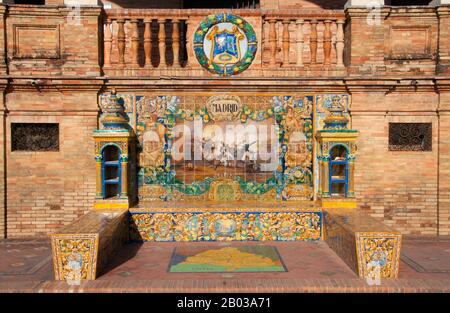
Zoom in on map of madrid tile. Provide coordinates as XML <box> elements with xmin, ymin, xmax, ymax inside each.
<box><xmin>169</xmin><ymin>246</ymin><xmax>287</xmax><ymax>273</ymax></box>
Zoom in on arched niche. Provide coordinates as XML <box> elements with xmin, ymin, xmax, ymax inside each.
<box><xmin>329</xmin><ymin>144</ymin><xmax>348</xmax><ymax>197</ymax></box>
<box><xmin>101</xmin><ymin>144</ymin><xmax>122</xmax><ymax>199</ymax></box>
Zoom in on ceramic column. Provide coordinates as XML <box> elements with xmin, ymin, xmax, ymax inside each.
<box><xmin>120</xmin><ymin>155</ymin><xmax>128</xmax><ymax>198</ymax></box>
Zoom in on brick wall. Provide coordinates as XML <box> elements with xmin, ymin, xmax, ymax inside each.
<box><xmin>345</xmin><ymin>8</ymin><xmax>387</xmax><ymax>75</ymax></box>
<box><xmin>437</xmin><ymin>7</ymin><xmax>450</xmax><ymax>74</ymax></box>
<box><xmin>100</xmin><ymin>0</ymin><xmax>182</xmax><ymax>9</ymax></box>
<box><xmin>5</xmin><ymin>5</ymin><xmax>101</xmax><ymax>77</ymax></box>
<box><xmin>346</xmin><ymin>7</ymin><xmax>439</xmax><ymax>76</ymax></box>
<box><xmin>99</xmin><ymin>0</ymin><xmax>346</xmax><ymax>9</ymax></box>
<box><xmin>0</xmin><ymin>92</ymin><xmax>5</xmax><ymax>239</ymax></box>
<box><xmin>438</xmin><ymin>90</ymin><xmax>450</xmax><ymax>235</ymax></box>
<box><xmin>276</xmin><ymin>0</ymin><xmax>346</xmax><ymax>10</ymax></box>
<box><xmin>352</xmin><ymin>91</ymin><xmax>440</xmax><ymax>235</ymax></box>
<box><xmin>383</xmin><ymin>8</ymin><xmax>438</xmax><ymax>76</ymax></box>
<box><xmin>4</xmin><ymin>89</ymin><xmax>99</xmax><ymax>238</ymax></box>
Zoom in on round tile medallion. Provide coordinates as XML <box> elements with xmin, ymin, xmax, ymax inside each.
<box><xmin>193</xmin><ymin>14</ymin><xmax>258</xmax><ymax>76</ymax></box>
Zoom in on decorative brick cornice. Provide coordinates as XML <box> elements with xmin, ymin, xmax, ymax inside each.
<box><xmin>436</xmin><ymin>6</ymin><xmax>450</xmax><ymax>17</ymax></box>
<box><xmin>343</xmin><ymin>78</ymin><xmax>397</xmax><ymax>94</ymax></box>
<box><xmin>0</xmin><ymin>78</ymin><xmax>8</xmax><ymax>90</ymax></box>
<box><xmin>58</xmin><ymin>6</ymin><xmax>102</xmax><ymax>17</ymax></box>
<box><xmin>345</xmin><ymin>6</ymin><xmax>438</xmax><ymax>19</ymax></box>
<box><xmin>7</xmin><ymin>78</ymin><xmax>104</xmax><ymax>92</ymax></box>
<box><xmin>345</xmin><ymin>7</ymin><xmax>391</xmax><ymax>19</ymax></box>
<box><xmin>384</xmin><ymin>6</ymin><xmax>438</xmax><ymax>18</ymax></box>
<box><xmin>0</xmin><ymin>76</ymin><xmax>448</xmax><ymax>94</ymax></box>
<box><xmin>6</xmin><ymin>5</ymin><xmax>101</xmax><ymax>17</ymax></box>
<box><xmin>434</xmin><ymin>78</ymin><xmax>450</xmax><ymax>92</ymax></box>
<box><xmin>343</xmin><ymin>78</ymin><xmax>440</xmax><ymax>94</ymax></box>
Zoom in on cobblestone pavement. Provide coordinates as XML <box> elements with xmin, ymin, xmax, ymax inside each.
<box><xmin>0</xmin><ymin>237</ymin><xmax>450</xmax><ymax>292</ymax></box>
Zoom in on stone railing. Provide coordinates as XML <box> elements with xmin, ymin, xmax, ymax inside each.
<box><xmin>261</xmin><ymin>11</ymin><xmax>346</xmax><ymax>70</ymax></box>
<box><xmin>103</xmin><ymin>9</ymin><xmax>191</xmax><ymax>73</ymax></box>
<box><xmin>102</xmin><ymin>9</ymin><xmax>347</xmax><ymax>77</ymax></box>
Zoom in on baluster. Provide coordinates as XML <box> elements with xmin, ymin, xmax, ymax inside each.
<box><xmin>104</xmin><ymin>19</ymin><xmax>112</xmax><ymax>67</ymax></box>
<box><xmin>117</xmin><ymin>19</ymin><xmax>126</xmax><ymax>67</ymax></box>
<box><xmin>296</xmin><ymin>19</ymin><xmax>304</xmax><ymax>67</ymax></box>
<box><xmin>268</xmin><ymin>19</ymin><xmax>277</xmax><ymax>67</ymax></box>
<box><xmin>309</xmin><ymin>19</ymin><xmax>318</xmax><ymax>64</ymax></box>
<box><xmin>323</xmin><ymin>20</ymin><xmax>332</xmax><ymax>66</ymax></box>
<box><xmin>185</xmin><ymin>19</ymin><xmax>192</xmax><ymax>67</ymax></box>
<box><xmin>336</xmin><ymin>19</ymin><xmax>345</xmax><ymax>68</ymax></box>
<box><xmin>144</xmin><ymin>19</ymin><xmax>152</xmax><ymax>67</ymax></box>
<box><xmin>130</xmin><ymin>19</ymin><xmax>139</xmax><ymax>67</ymax></box>
<box><xmin>158</xmin><ymin>19</ymin><xmax>167</xmax><ymax>68</ymax></box>
<box><xmin>262</xmin><ymin>20</ymin><xmax>266</xmax><ymax>63</ymax></box>
<box><xmin>282</xmin><ymin>19</ymin><xmax>290</xmax><ymax>67</ymax></box>
<box><xmin>172</xmin><ymin>19</ymin><xmax>181</xmax><ymax>67</ymax></box>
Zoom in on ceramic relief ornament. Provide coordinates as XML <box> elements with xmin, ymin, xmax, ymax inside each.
<box><xmin>322</xmin><ymin>96</ymin><xmax>349</xmax><ymax>130</ymax></box>
<box><xmin>99</xmin><ymin>89</ymin><xmax>129</xmax><ymax>130</ymax></box>
<box><xmin>129</xmin><ymin>211</ymin><xmax>322</xmax><ymax>242</ymax></box>
<box><xmin>194</xmin><ymin>14</ymin><xmax>258</xmax><ymax>76</ymax></box>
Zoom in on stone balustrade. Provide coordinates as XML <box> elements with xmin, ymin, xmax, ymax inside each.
<box><xmin>262</xmin><ymin>12</ymin><xmax>346</xmax><ymax>69</ymax></box>
<box><xmin>103</xmin><ymin>10</ymin><xmax>191</xmax><ymax>73</ymax></box>
<box><xmin>102</xmin><ymin>9</ymin><xmax>347</xmax><ymax>77</ymax></box>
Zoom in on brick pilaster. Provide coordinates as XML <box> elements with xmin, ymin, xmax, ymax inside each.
<box><xmin>344</xmin><ymin>7</ymin><xmax>389</xmax><ymax>76</ymax></box>
<box><xmin>437</xmin><ymin>80</ymin><xmax>450</xmax><ymax>235</ymax></box>
<box><xmin>436</xmin><ymin>6</ymin><xmax>450</xmax><ymax>75</ymax></box>
<box><xmin>0</xmin><ymin>4</ymin><xmax>6</xmax><ymax>75</ymax></box>
<box><xmin>0</xmin><ymin>81</ymin><xmax>6</xmax><ymax>239</ymax></box>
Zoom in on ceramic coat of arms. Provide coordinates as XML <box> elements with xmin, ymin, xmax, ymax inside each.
<box><xmin>194</xmin><ymin>14</ymin><xmax>258</xmax><ymax>76</ymax></box>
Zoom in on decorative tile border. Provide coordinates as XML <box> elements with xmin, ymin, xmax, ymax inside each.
<box><xmin>50</xmin><ymin>209</ymin><xmax>129</xmax><ymax>281</ymax></box>
<box><xmin>129</xmin><ymin>212</ymin><xmax>322</xmax><ymax>242</ymax></box>
<box><xmin>50</xmin><ymin>234</ymin><xmax>99</xmax><ymax>281</ymax></box>
<box><xmin>355</xmin><ymin>232</ymin><xmax>402</xmax><ymax>279</ymax></box>
<box><xmin>324</xmin><ymin>209</ymin><xmax>402</xmax><ymax>279</ymax></box>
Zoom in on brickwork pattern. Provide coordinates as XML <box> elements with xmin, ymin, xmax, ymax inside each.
<box><xmin>438</xmin><ymin>93</ymin><xmax>450</xmax><ymax>235</ymax></box>
<box><xmin>352</xmin><ymin>91</ymin><xmax>440</xmax><ymax>235</ymax></box>
<box><xmin>437</xmin><ymin>7</ymin><xmax>450</xmax><ymax>74</ymax></box>
<box><xmin>0</xmin><ymin>105</ymin><xmax>5</xmax><ymax>239</ymax></box>
<box><xmin>5</xmin><ymin>90</ymin><xmax>99</xmax><ymax>237</ymax></box>
<box><xmin>5</xmin><ymin>6</ymin><xmax>101</xmax><ymax>77</ymax></box>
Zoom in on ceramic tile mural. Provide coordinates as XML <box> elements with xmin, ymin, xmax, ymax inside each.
<box><xmin>129</xmin><ymin>211</ymin><xmax>322</xmax><ymax>242</ymax></box>
<box><xmin>98</xmin><ymin>92</ymin><xmax>353</xmax><ymax>203</ymax></box>
<box><xmin>99</xmin><ymin>93</ymin><xmax>321</xmax><ymax>202</ymax></box>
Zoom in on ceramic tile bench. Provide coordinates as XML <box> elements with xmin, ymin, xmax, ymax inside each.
<box><xmin>50</xmin><ymin>209</ymin><xmax>129</xmax><ymax>281</ymax></box>
<box><xmin>324</xmin><ymin>208</ymin><xmax>402</xmax><ymax>279</ymax></box>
